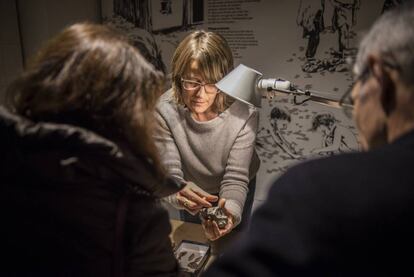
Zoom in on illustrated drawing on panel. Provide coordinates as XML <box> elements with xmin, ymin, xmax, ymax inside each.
<box><xmin>296</xmin><ymin>0</ymin><xmax>361</xmax><ymax>74</ymax></box>
<box><xmin>309</xmin><ymin>113</ymin><xmax>359</xmax><ymax>156</ymax></box>
<box><xmin>256</xmin><ymin>98</ymin><xmax>360</xmax><ymax>177</ymax></box>
<box><xmin>104</xmin><ymin>0</ymin><xmax>205</xmax><ymax>74</ymax></box>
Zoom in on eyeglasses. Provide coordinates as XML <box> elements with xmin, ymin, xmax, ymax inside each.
<box><xmin>339</xmin><ymin>58</ymin><xmax>401</xmax><ymax>118</ymax></box>
<box><xmin>339</xmin><ymin>66</ymin><xmax>370</xmax><ymax>118</ymax></box>
<box><xmin>181</xmin><ymin>78</ymin><xmax>218</xmax><ymax>94</ymax></box>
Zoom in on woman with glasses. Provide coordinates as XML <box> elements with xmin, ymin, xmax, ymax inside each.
<box><xmin>155</xmin><ymin>30</ymin><xmax>260</xmax><ymax>241</ymax></box>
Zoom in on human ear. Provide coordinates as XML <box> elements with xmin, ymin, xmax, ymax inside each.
<box><xmin>367</xmin><ymin>55</ymin><xmax>396</xmax><ymax>116</ymax></box>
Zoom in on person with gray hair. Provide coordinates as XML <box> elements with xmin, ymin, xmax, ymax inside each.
<box><xmin>206</xmin><ymin>3</ymin><xmax>414</xmax><ymax>276</ymax></box>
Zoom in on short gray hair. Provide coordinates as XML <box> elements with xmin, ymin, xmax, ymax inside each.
<box><xmin>355</xmin><ymin>3</ymin><xmax>414</xmax><ymax>87</ymax></box>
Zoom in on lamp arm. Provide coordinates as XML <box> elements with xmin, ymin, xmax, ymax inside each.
<box><xmin>259</xmin><ymin>84</ymin><xmax>310</xmax><ymax>99</ymax></box>
<box><xmin>260</xmin><ymin>85</ymin><xmax>343</xmax><ymax>108</ymax></box>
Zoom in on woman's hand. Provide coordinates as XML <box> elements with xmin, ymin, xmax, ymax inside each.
<box><xmin>201</xmin><ymin>198</ymin><xmax>234</xmax><ymax>241</ymax></box>
<box><xmin>176</xmin><ymin>182</ymin><xmax>218</xmax><ymax>215</ymax></box>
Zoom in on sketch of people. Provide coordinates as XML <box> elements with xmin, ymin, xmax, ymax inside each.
<box><xmin>257</xmin><ymin>107</ymin><xmax>302</xmax><ymax>160</ymax></box>
<box><xmin>329</xmin><ymin>0</ymin><xmax>361</xmax><ymax>57</ymax></box>
<box><xmin>269</xmin><ymin>107</ymin><xmax>302</xmax><ymax>159</ymax></box>
<box><xmin>297</xmin><ymin>0</ymin><xmax>360</xmax><ymax>73</ymax></box>
<box><xmin>110</xmin><ymin>0</ymin><xmax>166</xmax><ymax>72</ymax></box>
<box><xmin>113</xmin><ymin>0</ymin><xmax>151</xmax><ymax>31</ymax></box>
<box><xmin>310</xmin><ymin>113</ymin><xmax>358</xmax><ymax>155</ymax></box>
<box><xmin>160</xmin><ymin>0</ymin><xmax>172</xmax><ymax>14</ymax></box>
<box><xmin>297</xmin><ymin>0</ymin><xmax>326</xmax><ymax>60</ymax></box>
<box><xmin>109</xmin><ymin>0</ymin><xmax>207</xmax><ymax>73</ymax></box>
<box><xmin>128</xmin><ymin>28</ymin><xmax>166</xmax><ymax>73</ymax></box>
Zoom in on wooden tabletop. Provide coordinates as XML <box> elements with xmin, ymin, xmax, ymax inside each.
<box><xmin>170</xmin><ymin>219</ymin><xmax>208</xmax><ymax>246</ymax></box>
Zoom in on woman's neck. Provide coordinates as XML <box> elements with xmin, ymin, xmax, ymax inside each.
<box><xmin>191</xmin><ymin>111</ymin><xmax>218</xmax><ymax>122</ymax></box>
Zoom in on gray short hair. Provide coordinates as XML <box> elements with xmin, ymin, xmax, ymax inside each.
<box><xmin>355</xmin><ymin>3</ymin><xmax>414</xmax><ymax>87</ymax></box>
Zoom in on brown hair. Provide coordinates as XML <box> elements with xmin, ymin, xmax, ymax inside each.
<box><xmin>6</xmin><ymin>23</ymin><xmax>165</xmax><ymax>180</ymax></box>
<box><xmin>171</xmin><ymin>30</ymin><xmax>234</xmax><ymax>113</ymax></box>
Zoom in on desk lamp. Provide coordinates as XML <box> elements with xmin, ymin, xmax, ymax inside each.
<box><xmin>216</xmin><ymin>64</ymin><xmax>339</xmax><ymax>108</ymax></box>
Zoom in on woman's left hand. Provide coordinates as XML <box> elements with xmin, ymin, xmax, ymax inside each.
<box><xmin>201</xmin><ymin>198</ymin><xmax>234</xmax><ymax>241</ymax></box>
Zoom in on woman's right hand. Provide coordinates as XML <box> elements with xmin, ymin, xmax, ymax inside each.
<box><xmin>176</xmin><ymin>182</ymin><xmax>218</xmax><ymax>215</ymax></box>
<box><xmin>202</xmin><ymin>198</ymin><xmax>234</xmax><ymax>241</ymax></box>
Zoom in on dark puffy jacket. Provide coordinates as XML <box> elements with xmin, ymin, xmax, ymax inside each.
<box><xmin>0</xmin><ymin>106</ymin><xmax>180</xmax><ymax>277</ymax></box>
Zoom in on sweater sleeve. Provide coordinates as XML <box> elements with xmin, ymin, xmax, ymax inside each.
<box><xmin>220</xmin><ymin>110</ymin><xmax>259</xmax><ymax>226</ymax></box>
<box><xmin>154</xmin><ymin>107</ymin><xmax>185</xmax><ymax>209</ymax></box>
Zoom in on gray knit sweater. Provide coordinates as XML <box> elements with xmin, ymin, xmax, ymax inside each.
<box><xmin>154</xmin><ymin>89</ymin><xmax>260</xmax><ymax>224</ymax></box>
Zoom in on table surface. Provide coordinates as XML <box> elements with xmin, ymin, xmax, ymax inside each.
<box><xmin>169</xmin><ymin>219</ymin><xmax>242</xmax><ymax>271</ymax></box>
<box><xmin>169</xmin><ymin>219</ymin><xmax>208</xmax><ymax>245</ymax></box>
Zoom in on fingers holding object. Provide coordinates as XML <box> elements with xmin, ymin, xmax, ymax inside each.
<box><xmin>218</xmin><ymin>198</ymin><xmax>226</xmax><ymax>208</ymax></box>
<box><xmin>192</xmin><ymin>189</ymin><xmax>218</xmax><ymax>203</ymax></box>
<box><xmin>203</xmin><ymin>219</ymin><xmax>218</xmax><ymax>241</ymax></box>
<box><xmin>212</xmin><ymin>221</ymin><xmax>221</xmax><ymax>239</ymax></box>
<box><xmin>180</xmin><ymin>189</ymin><xmax>213</xmax><ymax>208</ymax></box>
<box><xmin>177</xmin><ymin>195</ymin><xmax>197</xmax><ymax>209</ymax></box>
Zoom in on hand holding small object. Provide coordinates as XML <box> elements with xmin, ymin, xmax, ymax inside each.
<box><xmin>199</xmin><ymin>206</ymin><xmax>228</xmax><ymax>228</ymax></box>
<box><xmin>201</xmin><ymin>198</ymin><xmax>234</xmax><ymax>241</ymax></box>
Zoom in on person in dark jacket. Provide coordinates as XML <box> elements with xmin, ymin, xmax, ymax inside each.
<box><xmin>1</xmin><ymin>23</ymin><xmax>181</xmax><ymax>277</ymax></box>
<box><xmin>206</xmin><ymin>3</ymin><xmax>414</xmax><ymax>276</ymax></box>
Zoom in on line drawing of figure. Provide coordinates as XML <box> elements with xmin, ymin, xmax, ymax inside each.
<box><xmin>160</xmin><ymin>0</ymin><xmax>172</xmax><ymax>15</ymax></box>
<box><xmin>310</xmin><ymin>113</ymin><xmax>358</xmax><ymax>155</ymax></box>
<box><xmin>269</xmin><ymin>107</ymin><xmax>302</xmax><ymax>159</ymax></box>
<box><xmin>296</xmin><ymin>0</ymin><xmax>326</xmax><ymax>60</ymax></box>
<box><xmin>257</xmin><ymin>107</ymin><xmax>302</xmax><ymax>161</ymax></box>
<box><xmin>128</xmin><ymin>28</ymin><xmax>166</xmax><ymax>73</ymax></box>
<box><xmin>113</xmin><ymin>0</ymin><xmax>151</xmax><ymax>31</ymax></box>
<box><xmin>329</xmin><ymin>0</ymin><xmax>361</xmax><ymax>58</ymax></box>
<box><xmin>109</xmin><ymin>0</ymin><xmax>205</xmax><ymax>73</ymax></box>
<box><xmin>111</xmin><ymin>0</ymin><xmax>167</xmax><ymax>72</ymax></box>
<box><xmin>296</xmin><ymin>0</ymin><xmax>360</xmax><ymax>73</ymax></box>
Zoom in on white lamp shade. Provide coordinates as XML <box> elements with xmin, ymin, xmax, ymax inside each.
<box><xmin>216</xmin><ymin>64</ymin><xmax>263</xmax><ymax>108</ymax></box>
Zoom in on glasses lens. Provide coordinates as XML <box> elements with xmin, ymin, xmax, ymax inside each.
<box><xmin>182</xmin><ymin>80</ymin><xmax>199</xmax><ymax>90</ymax></box>
<box><xmin>204</xmin><ymin>84</ymin><xmax>218</xmax><ymax>94</ymax></box>
<box><xmin>339</xmin><ymin>86</ymin><xmax>354</xmax><ymax>118</ymax></box>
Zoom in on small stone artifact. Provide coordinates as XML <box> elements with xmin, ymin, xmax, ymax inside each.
<box><xmin>193</xmin><ymin>256</ymin><xmax>202</xmax><ymax>263</ymax></box>
<box><xmin>188</xmin><ymin>261</ymin><xmax>199</xmax><ymax>269</ymax></box>
<box><xmin>199</xmin><ymin>206</ymin><xmax>228</xmax><ymax>229</ymax></box>
<box><xmin>177</xmin><ymin>251</ymin><xmax>187</xmax><ymax>260</ymax></box>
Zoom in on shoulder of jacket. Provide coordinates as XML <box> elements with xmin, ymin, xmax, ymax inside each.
<box><xmin>279</xmin><ymin>151</ymin><xmax>366</xmax><ymax>185</ymax></box>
